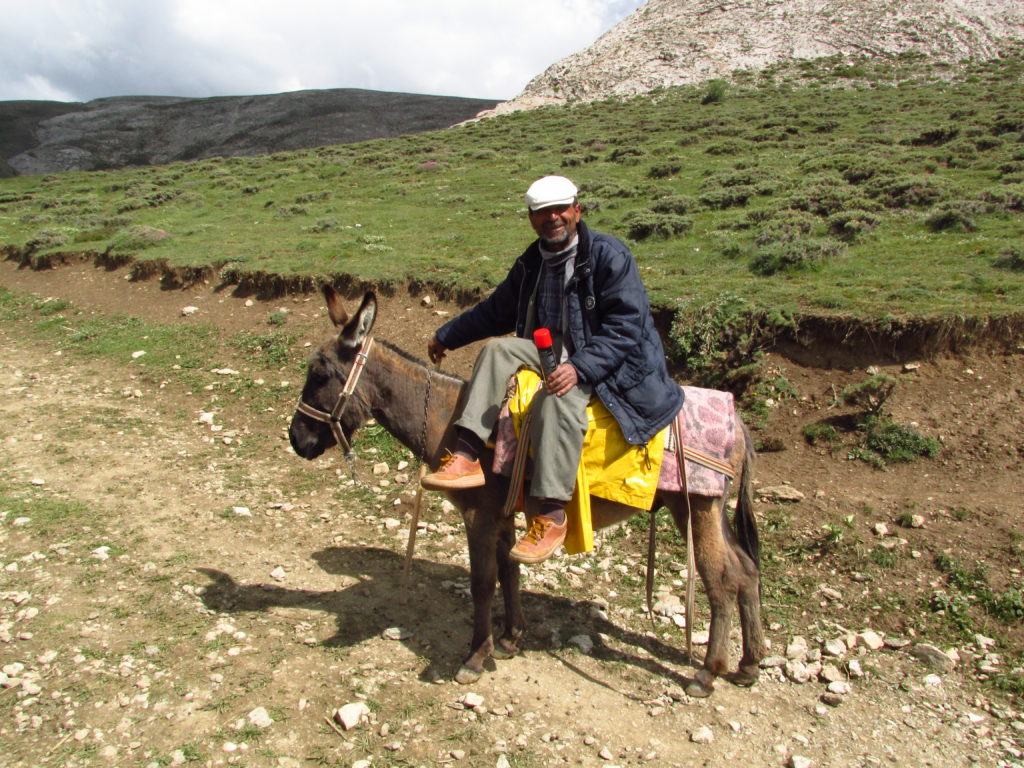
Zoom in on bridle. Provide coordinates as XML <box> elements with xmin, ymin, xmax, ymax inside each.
<box><xmin>293</xmin><ymin>335</ymin><xmax>374</xmax><ymax>457</ymax></box>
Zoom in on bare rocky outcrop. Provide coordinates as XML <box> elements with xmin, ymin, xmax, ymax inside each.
<box><xmin>485</xmin><ymin>0</ymin><xmax>1024</xmax><ymax>115</ymax></box>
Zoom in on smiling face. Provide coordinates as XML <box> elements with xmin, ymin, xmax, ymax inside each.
<box><xmin>528</xmin><ymin>201</ymin><xmax>582</xmax><ymax>249</ymax></box>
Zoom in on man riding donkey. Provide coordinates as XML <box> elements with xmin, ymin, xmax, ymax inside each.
<box><xmin>421</xmin><ymin>175</ymin><xmax>683</xmax><ymax>562</ymax></box>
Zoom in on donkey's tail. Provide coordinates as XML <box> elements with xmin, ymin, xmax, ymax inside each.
<box><xmin>733</xmin><ymin>421</ymin><xmax>760</xmax><ymax>570</ymax></box>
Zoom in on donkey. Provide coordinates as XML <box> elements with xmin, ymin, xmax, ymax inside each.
<box><xmin>289</xmin><ymin>287</ymin><xmax>765</xmax><ymax>698</ymax></box>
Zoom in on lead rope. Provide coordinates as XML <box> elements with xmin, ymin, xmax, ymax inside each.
<box><xmin>403</xmin><ymin>363</ymin><xmax>435</xmax><ymax>590</ymax></box>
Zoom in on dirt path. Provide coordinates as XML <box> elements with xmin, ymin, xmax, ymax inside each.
<box><xmin>1</xmin><ymin>259</ymin><xmax>1022</xmax><ymax>767</ymax></box>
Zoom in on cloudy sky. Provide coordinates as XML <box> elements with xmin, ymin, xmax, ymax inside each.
<box><xmin>1</xmin><ymin>0</ymin><xmax>647</xmax><ymax>103</ymax></box>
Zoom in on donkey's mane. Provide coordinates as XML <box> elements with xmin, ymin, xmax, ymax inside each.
<box><xmin>376</xmin><ymin>339</ymin><xmax>465</xmax><ymax>386</ymax></box>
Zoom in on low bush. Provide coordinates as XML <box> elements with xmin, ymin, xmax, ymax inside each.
<box><xmin>750</xmin><ymin>237</ymin><xmax>845</xmax><ymax>276</ymax></box>
<box><xmin>622</xmin><ymin>210</ymin><xmax>692</xmax><ymax>240</ymax></box>
<box><xmin>923</xmin><ymin>201</ymin><xmax>979</xmax><ymax>232</ymax></box>
<box><xmin>827</xmin><ymin>209</ymin><xmax>882</xmax><ymax>240</ymax></box>
<box><xmin>993</xmin><ymin>246</ymin><xmax>1024</xmax><ymax>271</ymax></box>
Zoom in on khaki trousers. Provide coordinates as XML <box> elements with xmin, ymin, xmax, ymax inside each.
<box><xmin>456</xmin><ymin>337</ymin><xmax>591</xmax><ymax>502</ymax></box>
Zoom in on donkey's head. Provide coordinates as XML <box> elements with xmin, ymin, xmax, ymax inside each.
<box><xmin>289</xmin><ymin>287</ymin><xmax>377</xmax><ymax>460</ymax></box>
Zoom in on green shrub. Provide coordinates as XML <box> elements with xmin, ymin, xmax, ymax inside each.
<box><xmin>865</xmin><ymin>175</ymin><xmax>946</xmax><ymax>208</ymax></box>
<box><xmin>981</xmin><ymin>183</ymin><xmax>1024</xmax><ymax>211</ymax></box>
<box><xmin>701</xmin><ymin>79</ymin><xmax>728</xmax><ymax>105</ymax></box>
<box><xmin>650</xmin><ymin>195</ymin><xmax>697</xmax><ymax>215</ymax></box>
<box><xmin>842</xmin><ymin>373</ymin><xmax>896</xmax><ymax>415</ymax></box>
<box><xmin>109</xmin><ymin>225</ymin><xmax>169</xmax><ymax>253</ymax></box>
<box><xmin>647</xmin><ymin>163</ymin><xmax>682</xmax><ymax>179</ymax></box>
<box><xmin>993</xmin><ymin>246</ymin><xmax>1024</xmax><ymax>271</ymax></box>
<box><xmin>750</xmin><ymin>238</ymin><xmax>844</xmax><ymax>276</ymax></box>
<box><xmin>699</xmin><ymin>185</ymin><xmax>757</xmax><ymax>209</ymax></box>
<box><xmin>866</xmin><ymin>422</ymin><xmax>940</xmax><ymax>462</ymax></box>
<box><xmin>622</xmin><ymin>210</ymin><xmax>692</xmax><ymax>240</ymax></box>
<box><xmin>923</xmin><ymin>201</ymin><xmax>978</xmax><ymax>232</ymax></box>
<box><xmin>827</xmin><ymin>209</ymin><xmax>882</xmax><ymax>240</ymax></box>
<box><xmin>802</xmin><ymin>422</ymin><xmax>839</xmax><ymax>445</ymax></box>
<box><xmin>755</xmin><ymin>209</ymin><xmax>821</xmax><ymax>244</ymax></box>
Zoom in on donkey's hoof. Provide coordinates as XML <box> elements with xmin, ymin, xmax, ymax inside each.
<box><xmin>491</xmin><ymin>638</ymin><xmax>519</xmax><ymax>660</ymax></box>
<box><xmin>731</xmin><ymin>665</ymin><xmax>760</xmax><ymax>687</ymax></box>
<box><xmin>455</xmin><ymin>665</ymin><xmax>482</xmax><ymax>685</ymax></box>
<box><xmin>685</xmin><ymin>670</ymin><xmax>716</xmax><ymax>698</ymax></box>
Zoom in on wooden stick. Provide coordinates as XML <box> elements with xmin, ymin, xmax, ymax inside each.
<box><xmin>401</xmin><ymin>464</ymin><xmax>428</xmax><ymax>596</ymax></box>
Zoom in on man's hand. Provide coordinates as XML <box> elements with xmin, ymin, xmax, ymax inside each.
<box><xmin>545</xmin><ymin>362</ymin><xmax>579</xmax><ymax>397</ymax></box>
<box><xmin>427</xmin><ymin>337</ymin><xmax>447</xmax><ymax>365</ymax></box>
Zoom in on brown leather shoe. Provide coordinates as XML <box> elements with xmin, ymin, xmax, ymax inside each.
<box><xmin>421</xmin><ymin>453</ymin><xmax>485</xmax><ymax>490</ymax></box>
<box><xmin>510</xmin><ymin>515</ymin><xmax>568</xmax><ymax>564</ymax></box>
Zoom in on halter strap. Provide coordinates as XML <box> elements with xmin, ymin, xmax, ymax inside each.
<box><xmin>294</xmin><ymin>335</ymin><xmax>374</xmax><ymax>456</ymax></box>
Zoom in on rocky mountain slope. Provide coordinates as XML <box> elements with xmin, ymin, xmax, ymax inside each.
<box><xmin>489</xmin><ymin>0</ymin><xmax>1024</xmax><ymax>114</ymax></box>
<box><xmin>0</xmin><ymin>89</ymin><xmax>498</xmax><ymax>177</ymax></box>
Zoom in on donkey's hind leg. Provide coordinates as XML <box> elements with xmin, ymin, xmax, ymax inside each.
<box><xmin>666</xmin><ymin>494</ymin><xmax>739</xmax><ymax>698</ymax></box>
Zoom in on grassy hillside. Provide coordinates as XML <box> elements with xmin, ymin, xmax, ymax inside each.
<box><xmin>1</xmin><ymin>52</ymin><xmax>1022</xmax><ymax>365</ymax></box>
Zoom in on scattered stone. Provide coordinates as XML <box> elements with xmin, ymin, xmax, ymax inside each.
<box><xmin>690</xmin><ymin>725</ymin><xmax>714</xmax><ymax>744</ymax></box>
<box><xmin>248</xmin><ymin>706</ymin><xmax>273</xmax><ymax>728</ymax></box>
<box><xmin>923</xmin><ymin>674</ymin><xmax>943</xmax><ymax>686</ymax></box>
<box><xmin>819</xmin><ymin>586</ymin><xmax>843</xmax><ymax>601</ymax></box>
<box><xmin>820</xmin><ymin>693</ymin><xmax>843</xmax><ymax>707</ymax></box>
<box><xmin>599</xmin><ymin>746</ymin><xmax>614</xmax><ymax>760</ymax></box>
<box><xmin>757</xmin><ymin>485</ymin><xmax>805</xmax><ymax>502</ymax></box>
<box><xmin>372</xmin><ymin>462</ymin><xmax>390</xmax><ymax>475</ymax></box>
<box><xmin>908</xmin><ymin>643</ymin><xmax>956</xmax><ymax>672</ymax></box>
<box><xmin>420</xmin><ymin>296</ymin><xmax>433</xmax><ymax>307</ymax></box>
<box><xmin>334</xmin><ymin>702</ymin><xmax>370</xmax><ymax>730</ymax></box>
<box><xmin>823</xmin><ymin>638</ymin><xmax>847</xmax><ymax>657</ymax></box>
<box><xmin>884</xmin><ymin>636</ymin><xmax>911</xmax><ymax>649</ymax></box>
<box><xmin>974</xmin><ymin>633</ymin><xmax>996</xmax><ymax>650</ymax></box>
<box><xmin>827</xmin><ymin>680</ymin><xmax>852</xmax><ymax>695</ymax></box>
<box><xmin>872</xmin><ymin>523</ymin><xmax>889</xmax><ymax>536</ymax></box>
<box><xmin>131</xmin><ymin>350</ymin><xmax>146</xmax><ymax>359</ymax></box>
<box><xmin>461</xmin><ymin>692</ymin><xmax>485</xmax><ymax>709</ymax></box>
<box><xmin>569</xmin><ymin>634</ymin><xmax>594</xmax><ymax>654</ymax></box>
<box><xmin>790</xmin><ymin>756</ymin><xmax>814</xmax><ymax>768</ymax></box>
<box><xmin>212</xmin><ymin>368</ymin><xmax>239</xmax><ymax>375</ymax></box>
<box><xmin>382</xmin><ymin>627</ymin><xmax>412</xmax><ymax>641</ymax></box>
<box><xmin>786</xmin><ymin>636</ymin><xmax>809</xmax><ymax>661</ymax></box>
<box><xmin>269</xmin><ymin>566</ymin><xmax>287</xmax><ymax>581</ymax></box>
<box><xmin>181</xmin><ymin>306</ymin><xmax>199</xmax><ymax>316</ymax></box>
<box><xmin>819</xmin><ymin>664</ymin><xmax>845</xmax><ymax>684</ymax></box>
<box><xmin>847</xmin><ymin>659</ymin><xmax>864</xmax><ymax>679</ymax></box>
<box><xmin>232</xmin><ymin>506</ymin><xmax>251</xmax><ymax>517</ymax></box>
<box><xmin>760</xmin><ymin>656</ymin><xmax>787</xmax><ymax>668</ymax></box>
<box><xmin>785</xmin><ymin>661</ymin><xmax>811</xmax><ymax>684</ymax></box>
<box><xmin>653</xmin><ymin>593</ymin><xmax>683</xmax><ymax>616</ymax></box>
<box><xmin>857</xmin><ymin>631</ymin><xmax>885</xmax><ymax>651</ymax></box>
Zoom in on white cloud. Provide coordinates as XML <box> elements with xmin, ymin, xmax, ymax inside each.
<box><xmin>0</xmin><ymin>0</ymin><xmax>645</xmax><ymax>102</ymax></box>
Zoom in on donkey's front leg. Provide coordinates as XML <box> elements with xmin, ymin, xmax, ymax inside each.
<box><xmin>455</xmin><ymin>503</ymin><xmax>500</xmax><ymax>684</ymax></box>
<box><xmin>492</xmin><ymin>514</ymin><xmax>525</xmax><ymax>659</ymax></box>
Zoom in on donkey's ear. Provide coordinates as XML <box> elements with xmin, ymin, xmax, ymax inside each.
<box><xmin>339</xmin><ymin>292</ymin><xmax>377</xmax><ymax>348</ymax></box>
<box><xmin>322</xmin><ymin>284</ymin><xmax>349</xmax><ymax>327</ymax></box>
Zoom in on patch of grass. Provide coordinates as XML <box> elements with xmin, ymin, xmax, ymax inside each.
<box><xmin>1</xmin><ymin>51</ymin><xmax>1022</xmax><ymax>335</ymax></box>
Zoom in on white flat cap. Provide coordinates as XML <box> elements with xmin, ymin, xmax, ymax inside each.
<box><xmin>525</xmin><ymin>175</ymin><xmax>578</xmax><ymax>211</ymax></box>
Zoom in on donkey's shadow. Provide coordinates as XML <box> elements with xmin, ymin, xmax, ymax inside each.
<box><xmin>198</xmin><ymin>546</ymin><xmax>698</xmax><ymax>691</ymax></box>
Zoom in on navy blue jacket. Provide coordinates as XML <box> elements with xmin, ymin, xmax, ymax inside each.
<box><xmin>436</xmin><ymin>221</ymin><xmax>683</xmax><ymax>445</ymax></box>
